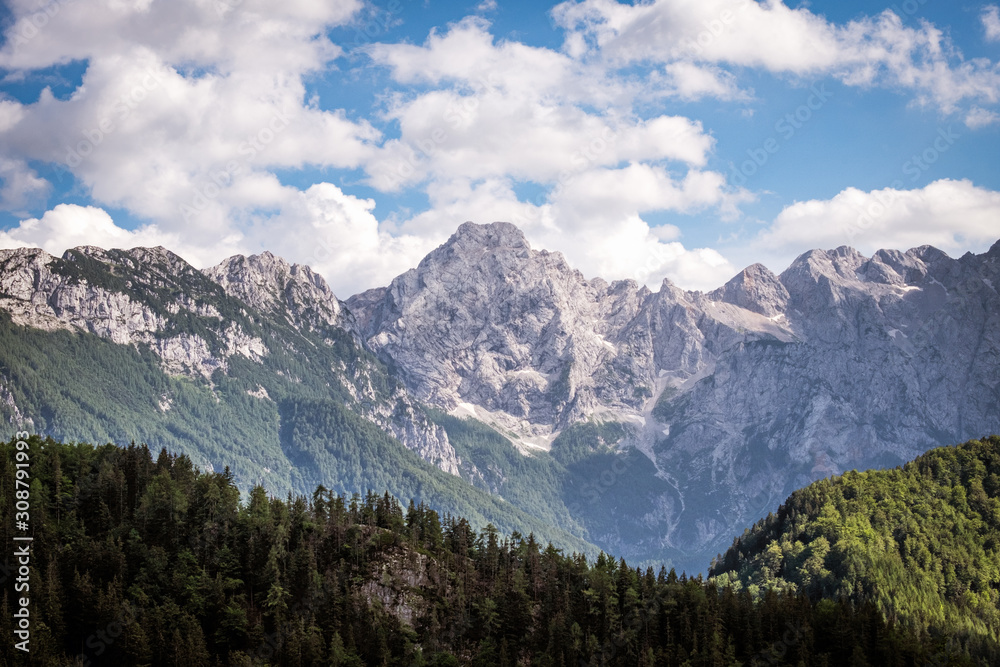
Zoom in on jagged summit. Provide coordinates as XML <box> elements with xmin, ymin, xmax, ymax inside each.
<box><xmin>906</xmin><ymin>244</ymin><xmax>952</xmax><ymax>265</ymax></box>
<box><xmin>2</xmin><ymin>225</ymin><xmax>989</xmax><ymax>304</ymax></box>
<box><xmin>710</xmin><ymin>263</ymin><xmax>788</xmax><ymax>317</ymax></box>
<box><xmin>779</xmin><ymin>245</ymin><xmax>868</xmax><ymax>283</ymax></box>
<box><xmin>347</xmin><ymin>221</ymin><xmax>614</xmax><ymax>430</ymax></box>
<box><xmin>66</xmin><ymin>245</ymin><xmax>111</xmax><ymax>260</ymax></box>
<box><xmin>205</xmin><ymin>251</ymin><xmax>348</xmax><ymax>332</ymax></box>
<box><xmin>448</xmin><ymin>220</ymin><xmax>531</xmax><ymax>250</ymax></box>
<box><xmin>416</xmin><ymin>221</ymin><xmax>573</xmax><ymax>285</ymax></box>
<box><xmin>0</xmin><ymin>225</ymin><xmax>998</xmax><ymax>571</ymax></box>
<box><xmin>65</xmin><ymin>244</ymin><xmax>194</xmax><ymax>272</ymax></box>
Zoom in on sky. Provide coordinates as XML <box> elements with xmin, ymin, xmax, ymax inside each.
<box><xmin>0</xmin><ymin>0</ymin><xmax>998</xmax><ymax>297</ymax></box>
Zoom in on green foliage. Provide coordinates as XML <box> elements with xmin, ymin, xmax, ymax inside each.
<box><xmin>278</xmin><ymin>398</ymin><xmax>595</xmax><ymax>556</ymax></box>
<box><xmin>425</xmin><ymin>409</ymin><xmax>578</xmax><ymax>530</ymax></box>
<box><xmin>710</xmin><ymin>436</ymin><xmax>1000</xmax><ymax>647</ymax></box>
<box><xmin>0</xmin><ymin>312</ymin><xmax>290</xmax><ymax>491</ymax></box>
<box><xmin>549</xmin><ymin>420</ymin><xmax>628</xmax><ymax>466</ymax></box>
<box><xmin>548</xmin><ymin>422</ymin><xmax>675</xmax><ymax>562</ymax></box>
<box><xmin>429</xmin><ymin>412</ymin><xmax>677</xmax><ymax>566</ymax></box>
<box><xmin>4</xmin><ymin>436</ymin><xmax>995</xmax><ymax>665</ymax></box>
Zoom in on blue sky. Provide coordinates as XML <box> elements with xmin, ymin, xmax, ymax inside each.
<box><xmin>0</xmin><ymin>0</ymin><xmax>998</xmax><ymax>295</ymax></box>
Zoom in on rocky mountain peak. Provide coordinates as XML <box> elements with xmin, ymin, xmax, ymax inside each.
<box><xmin>416</xmin><ymin>221</ymin><xmax>568</xmax><ymax>287</ymax></box>
<box><xmin>84</xmin><ymin>245</ymin><xmax>192</xmax><ymax>273</ymax></box>
<box><xmin>988</xmin><ymin>239</ymin><xmax>1000</xmax><ymax>259</ymax></box>
<box><xmin>408</xmin><ymin>221</ymin><xmax>595</xmax><ymax>302</ymax></box>
<box><xmin>58</xmin><ymin>245</ymin><xmax>210</xmax><ymax>294</ymax></box>
<box><xmin>208</xmin><ymin>252</ymin><xmax>293</xmax><ymax>300</ymax></box>
<box><xmin>856</xmin><ymin>248</ymin><xmax>927</xmax><ymax>286</ymax></box>
<box><xmin>781</xmin><ymin>246</ymin><xmax>868</xmax><ymax>282</ymax></box>
<box><xmin>0</xmin><ymin>248</ymin><xmax>58</xmax><ymax>313</ymax></box>
<box><xmin>0</xmin><ymin>246</ymin><xmax>51</xmax><ymax>269</ymax></box>
<box><xmin>205</xmin><ymin>252</ymin><xmax>347</xmax><ymax>333</ymax></box>
<box><xmin>448</xmin><ymin>220</ymin><xmax>530</xmax><ymax>252</ymax></box>
<box><xmin>66</xmin><ymin>245</ymin><xmax>112</xmax><ymax>262</ymax></box>
<box><xmin>777</xmin><ymin>246</ymin><xmax>869</xmax><ymax>316</ymax></box>
<box><xmin>347</xmin><ymin>221</ymin><xmax>632</xmax><ymax>433</ymax></box>
<box><xmin>1</xmin><ymin>224</ymin><xmax>998</xmax><ymax>573</ymax></box>
<box><xmin>906</xmin><ymin>244</ymin><xmax>952</xmax><ymax>265</ymax></box>
<box><xmin>710</xmin><ymin>263</ymin><xmax>789</xmax><ymax>317</ymax></box>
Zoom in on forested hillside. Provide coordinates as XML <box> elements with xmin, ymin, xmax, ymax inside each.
<box><xmin>4</xmin><ymin>236</ymin><xmax>1000</xmax><ymax>575</ymax></box>
<box><xmin>2</xmin><ymin>436</ymin><xmax>995</xmax><ymax>665</ymax></box>
<box><xmin>0</xmin><ymin>255</ymin><xmax>598</xmax><ymax>558</ymax></box>
<box><xmin>431</xmin><ymin>414</ymin><xmax>674</xmax><ymax>568</ymax></box>
<box><xmin>710</xmin><ymin>436</ymin><xmax>1000</xmax><ymax>652</ymax></box>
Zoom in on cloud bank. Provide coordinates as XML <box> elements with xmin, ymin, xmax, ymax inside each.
<box><xmin>0</xmin><ymin>0</ymin><xmax>996</xmax><ymax>296</ymax></box>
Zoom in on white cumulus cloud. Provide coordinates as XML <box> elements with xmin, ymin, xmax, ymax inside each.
<box><xmin>0</xmin><ymin>0</ymin><xmax>378</xmax><ymax>258</ymax></box>
<box><xmin>0</xmin><ymin>204</ymin><xmax>195</xmax><ymax>259</ymax></box>
<box><xmin>0</xmin><ymin>1</ymin><xmax>996</xmax><ymax>299</ymax></box>
<box><xmin>983</xmin><ymin>5</ymin><xmax>1000</xmax><ymax>42</ymax></box>
<box><xmin>553</xmin><ymin>0</ymin><xmax>1000</xmax><ymax>115</ymax></box>
<box><xmin>745</xmin><ymin>179</ymin><xmax>1000</xmax><ymax>273</ymax></box>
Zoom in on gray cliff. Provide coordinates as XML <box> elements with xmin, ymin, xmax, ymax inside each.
<box><xmin>0</xmin><ymin>245</ymin><xmax>462</xmax><ymax>476</ymax></box>
<box><xmin>348</xmin><ymin>223</ymin><xmax>1000</xmax><ymax>564</ymax></box>
<box><xmin>3</xmin><ymin>223</ymin><xmax>997</xmax><ymax>569</ymax></box>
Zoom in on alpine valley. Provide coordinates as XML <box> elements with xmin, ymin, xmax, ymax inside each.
<box><xmin>1</xmin><ymin>221</ymin><xmax>999</xmax><ymax>574</ymax></box>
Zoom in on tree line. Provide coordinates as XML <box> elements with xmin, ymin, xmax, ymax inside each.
<box><xmin>1</xmin><ymin>436</ymin><xmax>995</xmax><ymax>665</ymax></box>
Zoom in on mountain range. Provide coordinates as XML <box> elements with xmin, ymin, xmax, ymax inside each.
<box><xmin>1</xmin><ymin>221</ymin><xmax>998</xmax><ymax>572</ymax></box>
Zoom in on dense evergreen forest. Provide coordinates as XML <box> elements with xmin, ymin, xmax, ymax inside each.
<box><xmin>711</xmin><ymin>436</ymin><xmax>1000</xmax><ymax>656</ymax></box>
<box><xmin>2</xmin><ymin>436</ymin><xmax>997</xmax><ymax>665</ymax></box>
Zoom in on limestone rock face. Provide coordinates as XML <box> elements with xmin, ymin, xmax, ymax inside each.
<box><xmin>709</xmin><ymin>263</ymin><xmax>789</xmax><ymax>317</ymax></box>
<box><xmin>4</xmin><ymin>226</ymin><xmax>998</xmax><ymax>569</ymax></box>
<box><xmin>204</xmin><ymin>251</ymin><xmax>459</xmax><ymax>473</ymax></box>
<box><xmin>348</xmin><ymin>223</ymin><xmax>796</xmax><ymax>436</ymax></box>
<box><xmin>0</xmin><ymin>246</ymin><xmax>266</xmax><ymax>378</ymax></box>
<box><xmin>349</xmin><ymin>222</ymin><xmax>649</xmax><ymax>442</ymax></box>
<box><xmin>349</xmin><ymin>223</ymin><xmax>1000</xmax><ymax>563</ymax></box>
<box><xmin>0</xmin><ymin>245</ymin><xmax>462</xmax><ymax>477</ymax></box>
<box><xmin>205</xmin><ymin>251</ymin><xmax>354</xmax><ymax>335</ymax></box>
